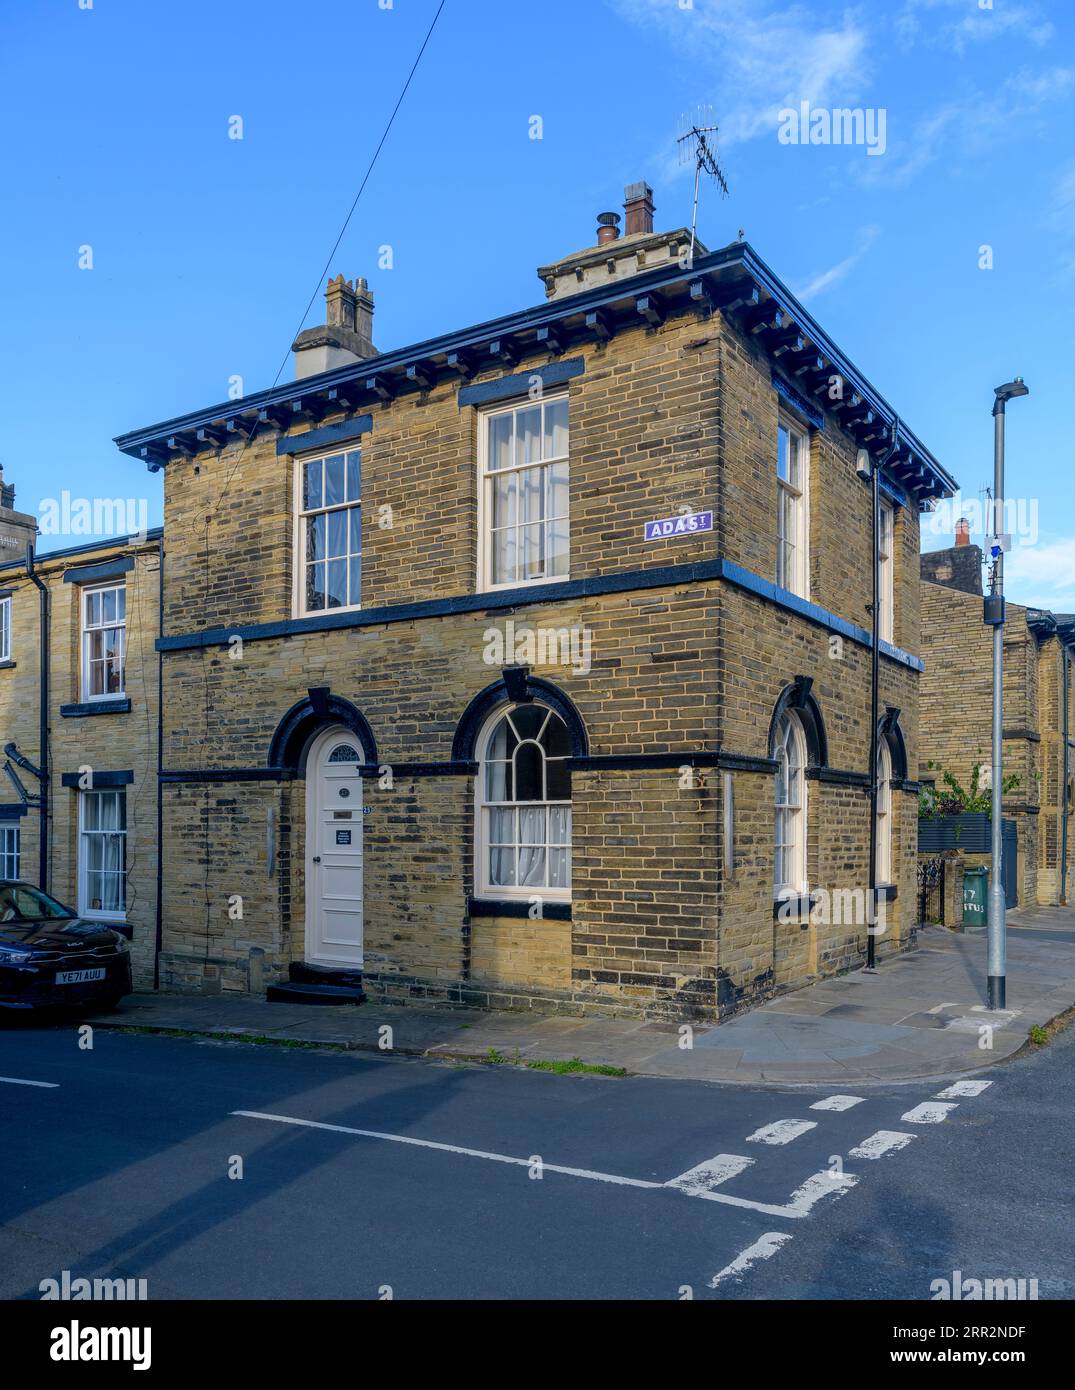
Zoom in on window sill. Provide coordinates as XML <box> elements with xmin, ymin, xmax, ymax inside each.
<box><xmin>60</xmin><ymin>698</ymin><xmax>132</xmax><ymax>718</ymax></box>
<box><xmin>0</xmin><ymin>660</ymin><xmax>14</xmax><ymax>670</ymax></box>
<box><xmin>295</xmin><ymin>603</ymin><xmax>362</xmax><ymax>621</ymax></box>
<box><xmin>468</xmin><ymin>897</ymin><xmax>572</xmax><ymax>921</ymax></box>
<box><xmin>478</xmin><ymin>575</ymin><xmax>571</xmax><ymax>597</ymax></box>
<box><xmin>877</xmin><ymin>883</ymin><xmax>898</xmax><ymax>902</ymax></box>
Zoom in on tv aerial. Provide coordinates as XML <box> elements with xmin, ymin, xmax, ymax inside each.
<box><xmin>677</xmin><ymin>106</ymin><xmax>730</xmax><ymax>269</ymax></box>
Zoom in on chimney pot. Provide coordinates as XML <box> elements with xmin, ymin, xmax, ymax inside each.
<box><xmin>596</xmin><ymin>211</ymin><xmax>621</xmax><ymax>245</ymax></box>
<box><xmin>623</xmin><ymin>180</ymin><xmax>655</xmax><ymax>236</ymax></box>
<box><xmin>955</xmin><ymin>517</ymin><xmax>971</xmax><ymax>547</ymax></box>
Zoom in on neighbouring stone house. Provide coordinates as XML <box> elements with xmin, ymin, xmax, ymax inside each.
<box><xmin>110</xmin><ymin>183</ymin><xmax>957</xmax><ymax>1020</ymax></box>
<box><xmin>921</xmin><ymin>530</ymin><xmax>1075</xmax><ymax>907</ymax></box>
<box><xmin>0</xmin><ymin>475</ymin><xmax>160</xmax><ymax>987</ymax></box>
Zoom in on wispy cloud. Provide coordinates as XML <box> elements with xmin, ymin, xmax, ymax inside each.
<box><xmin>859</xmin><ymin>65</ymin><xmax>1075</xmax><ymax>187</ymax></box>
<box><xmin>610</xmin><ymin>0</ymin><xmax>871</xmax><ymax>155</ymax></box>
<box><xmin>793</xmin><ymin>225</ymin><xmax>880</xmax><ymax>303</ymax></box>
<box><xmin>895</xmin><ymin>0</ymin><xmax>1054</xmax><ymax>56</ymax></box>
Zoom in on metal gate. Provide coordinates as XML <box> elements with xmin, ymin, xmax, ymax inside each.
<box><xmin>918</xmin><ymin>857</ymin><xmax>946</xmax><ymax>925</ymax></box>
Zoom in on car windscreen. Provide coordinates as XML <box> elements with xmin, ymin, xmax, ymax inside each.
<box><xmin>0</xmin><ymin>884</ymin><xmax>75</xmax><ymax>923</ymax></box>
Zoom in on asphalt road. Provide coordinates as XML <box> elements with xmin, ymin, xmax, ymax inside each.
<box><xmin>0</xmin><ymin>1015</ymin><xmax>1070</xmax><ymax>1300</ymax></box>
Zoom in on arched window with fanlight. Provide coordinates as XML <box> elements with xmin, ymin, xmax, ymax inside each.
<box><xmin>477</xmin><ymin>703</ymin><xmax>571</xmax><ymax>899</ymax></box>
<box><xmin>876</xmin><ymin>740</ymin><xmax>893</xmax><ymax>885</ymax></box>
<box><xmin>773</xmin><ymin>711</ymin><xmax>807</xmax><ymax>894</ymax></box>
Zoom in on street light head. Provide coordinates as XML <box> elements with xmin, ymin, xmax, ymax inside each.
<box><xmin>993</xmin><ymin>378</ymin><xmax>1030</xmax><ymax>414</ymax></box>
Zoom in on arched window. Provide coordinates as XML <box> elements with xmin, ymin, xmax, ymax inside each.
<box><xmin>774</xmin><ymin>711</ymin><xmax>807</xmax><ymax>893</ymax></box>
<box><xmin>477</xmin><ymin>703</ymin><xmax>571</xmax><ymax>898</ymax></box>
<box><xmin>876</xmin><ymin>740</ymin><xmax>893</xmax><ymax>884</ymax></box>
<box><xmin>327</xmin><ymin>744</ymin><xmax>360</xmax><ymax>764</ymax></box>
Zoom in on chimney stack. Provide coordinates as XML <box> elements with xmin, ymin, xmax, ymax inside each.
<box><xmin>292</xmin><ymin>275</ymin><xmax>377</xmax><ymax>380</ymax></box>
<box><xmin>955</xmin><ymin>517</ymin><xmax>971</xmax><ymax>547</ymax></box>
<box><xmin>623</xmin><ymin>180</ymin><xmax>655</xmax><ymax>237</ymax></box>
<box><xmin>536</xmin><ymin>179</ymin><xmax>706</xmax><ymax>302</ymax></box>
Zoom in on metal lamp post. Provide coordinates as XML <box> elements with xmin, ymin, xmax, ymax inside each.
<box><xmin>986</xmin><ymin>378</ymin><xmax>1029</xmax><ymax>1010</ymax></box>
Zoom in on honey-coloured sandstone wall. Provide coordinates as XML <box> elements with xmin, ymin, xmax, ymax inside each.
<box><xmin>0</xmin><ymin>539</ymin><xmax>159</xmax><ymax>986</ymax></box>
<box><xmin>154</xmin><ymin>301</ymin><xmax>928</xmax><ymax>1017</ymax></box>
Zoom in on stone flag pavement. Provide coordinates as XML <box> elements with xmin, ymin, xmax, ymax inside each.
<box><xmin>79</xmin><ymin>910</ymin><xmax>1075</xmax><ymax>1088</ymax></box>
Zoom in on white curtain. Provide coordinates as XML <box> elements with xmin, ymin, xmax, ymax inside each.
<box><xmin>517</xmin><ymin>807</ymin><xmax>546</xmax><ymax>887</ymax></box>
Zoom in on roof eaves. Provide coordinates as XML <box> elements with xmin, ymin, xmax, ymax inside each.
<box><xmin>113</xmin><ymin>242</ymin><xmax>956</xmax><ymax>502</ymax></box>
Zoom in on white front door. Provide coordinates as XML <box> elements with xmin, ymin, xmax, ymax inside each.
<box><xmin>305</xmin><ymin>729</ymin><xmax>364</xmax><ymax>968</ymax></box>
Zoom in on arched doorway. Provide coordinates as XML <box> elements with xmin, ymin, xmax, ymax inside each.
<box><xmin>304</xmin><ymin>727</ymin><xmax>365</xmax><ymax>968</ymax></box>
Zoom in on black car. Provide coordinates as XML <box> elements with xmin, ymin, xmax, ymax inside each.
<box><xmin>0</xmin><ymin>881</ymin><xmax>132</xmax><ymax>1011</ymax></box>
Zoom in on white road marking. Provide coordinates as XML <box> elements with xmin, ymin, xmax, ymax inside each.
<box><xmin>810</xmin><ymin>1095</ymin><xmax>865</xmax><ymax>1112</ymax></box>
<box><xmin>687</xmin><ymin>1170</ymin><xmax>858</xmax><ymax>1219</ymax></box>
<box><xmin>747</xmin><ymin>1119</ymin><xmax>817</xmax><ymax>1145</ymax></box>
<box><xmin>0</xmin><ymin>1075</ymin><xmax>59</xmax><ymax>1089</ymax></box>
<box><xmin>934</xmin><ymin>1079</ymin><xmax>992</xmax><ymax>1099</ymax></box>
<box><xmin>708</xmin><ymin>1232</ymin><xmax>792</xmax><ymax>1288</ymax></box>
<box><xmin>235</xmin><ymin>1110</ymin><xmax>856</xmax><ymax>1218</ymax></box>
<box><xmin>232</xmin><ymin>1110</ymin><xmax>664</xmax><ymax>1189</ymax></box>
<box><xmin>666</xmin><ymin>1154</ymin><xmax>753</xmax><ymax>1196</ymax></box>
<box><xmin>901</xmin><ymin>1102</ymin><xmax>958</xmax><ymax>1124</ymax></box>
<box><xmin>848</xmin><ymin>1130</ymin><xmax>916</xmax><ymax>1160</ymax></box>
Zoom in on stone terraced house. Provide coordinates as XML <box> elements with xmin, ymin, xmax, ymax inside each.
<box><xmin>0</xmin><ymin>475</ymin><xmax>160</xmax><ymax>990</ymax></box>
<box><xmin>921</xmin><ymin>531</ymin><xmax>1074</xmax><ymax>907</ymax></box>
<box><xmin>110</xmin><ymin>183</ymin><xmax>958</xmax><ymax>1019</ymax></box>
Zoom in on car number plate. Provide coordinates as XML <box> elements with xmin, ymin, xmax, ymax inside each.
<box><xmin>56</xmin><ymin>968</ymin><xmax>107</xmax><ymax>985</ymax></box>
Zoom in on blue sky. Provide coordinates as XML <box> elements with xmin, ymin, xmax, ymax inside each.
<box><xmin>1</xmin><ymin>0</ymin><xmax>1071</xmax><ymax>609</ymax></box>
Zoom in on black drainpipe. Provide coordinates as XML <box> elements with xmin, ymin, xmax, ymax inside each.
<box><xmin>25</xmin><ymin>545</ymin><xmax>49</xmax><ymax>891</ymax></box>
<box><xmin>1062</xmin><ymin>645</ymin><xmax>1070</xmax><ymax>906</ymax></box>
<box><xmin>866</xmin><ymin>420</ymin><xmax>901</xmax><ymax>969</ymax></box>
<box><xmin>154</xmin><ymin>534</ymin><xmax>165</xmax><ymax>989</ymax></box>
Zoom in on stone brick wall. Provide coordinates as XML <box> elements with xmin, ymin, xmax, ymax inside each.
<box><xmin>152</xmin><ymin>297</ymin><xmax>930</xmax><ymax>1019</ymax></box>
<box><xmin>918</xmin><ymin>574</ymin><xmax>1075</xmax><ymax>906</ymax></box>
<box><xmin>1036</xmin><ymin>636</ymin><xmax>1075</xmax><ymax>902</ymax></box>
<box><xmin>0</xmin><ymin>539</ymin><xmax>159</xmax><ymax>986</ymax></box>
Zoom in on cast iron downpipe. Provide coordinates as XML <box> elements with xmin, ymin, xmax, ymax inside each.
<box><xmin>865</xmin><ymin>422</ymin><xmax>901</xmax><ymax>970</ymax></box>
<box><xmin>25</xmin><ymin>545</ymin><xmax>49</xmax><ymax>890</ymax></box>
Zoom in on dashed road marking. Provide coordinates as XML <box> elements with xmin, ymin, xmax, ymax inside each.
<box><xmin>901</xmin><ymin>1102</ymin><xmax>958</xmax><ymax>1124</ymax></box>
<box><xmin>848</xmin><ymin>1130</ymin><xmax>916</xmax><ymax>1160</ymax></box>
<box><xmin>684</xmin><ymin>1169</ymin><xmax>858</xmax><ymax>1219</ymax></box>
<box><xmin>810</xmin><ymin>1095</ymin><xmax>865</xmax><ymax>1112</ymax></box>
<box><xmin>666</xmin><ymin>1154</ymin><xmax>753</xmax><ymax>1196</ymax></box>
<box><xmin>747</xmin><ymin>1119</ymin><xmax>818</xmax><ymax>1145</ymax></box>
<box><xmin>934</xmin><ymin>1079</ymin><xmax>992</xmax><ymax>1099</ymax></box>
<box><xmin>709</xmin><ymin>1232</ymin><xmax>793</xmax><ymax>1288</ymax></box>
<box><xmin>0</xmin><ymin>1075</ymin><xmax>59</xmax><ymax>1089</ymax></box>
